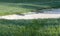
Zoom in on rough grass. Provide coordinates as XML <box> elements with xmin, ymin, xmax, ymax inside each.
<box><xmin>0</xmin><ymin>18</ymin><xmax>60</xmax><ymax>36</ymax></box>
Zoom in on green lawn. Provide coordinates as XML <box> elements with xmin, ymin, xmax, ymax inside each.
<box><xmin>0</xmin><ymin>1</ymin><xmax>60</xmax><ymax>15</ymax></box>
<box><xmin>0</xmin><ymin>2</ymin><xmax>50</xmax><ymax>15</ymax></box>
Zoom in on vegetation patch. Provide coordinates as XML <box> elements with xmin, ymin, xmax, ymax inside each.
<box><xmin>0</xmin><ymin>18</ymin><xmax>59</xmax><ymax>36</ymax></box>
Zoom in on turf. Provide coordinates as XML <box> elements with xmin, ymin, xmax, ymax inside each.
<box><xmin>0</xmin><ymin>1</ymin><xmax>60</xmax><ymax>15</ymax></box>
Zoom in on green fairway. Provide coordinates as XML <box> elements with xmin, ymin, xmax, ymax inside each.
<box><xmin>0</xmin><ymin>1</ymin><xmax>60</xmax><ymax>15</ymax></box>
<box><xmin>0</xmin><ymin>2</ymin><xmax>50</xmax><ymax>15</ymax></box>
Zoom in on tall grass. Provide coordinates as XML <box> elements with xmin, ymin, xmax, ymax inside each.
<box><xmin>0</xmin><ymin>18</ymin><xmax>60</xmax><ymax>36</ymax></box>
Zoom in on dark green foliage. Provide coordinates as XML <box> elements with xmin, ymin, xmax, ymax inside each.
<box><xmin>0</xmin><ymin>0</ymin><xmax>60</xmax><ymax>3</ymax></box>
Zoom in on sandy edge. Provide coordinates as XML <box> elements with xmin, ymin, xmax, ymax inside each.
<box><xmin>0</xmin><ymin>13</ymin><xmax>60</xmax><ymax>20</ymax></box>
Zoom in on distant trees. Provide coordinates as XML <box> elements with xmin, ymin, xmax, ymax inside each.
<box><xmin>0</xmin><ymin>0</ymin><xmax>60</xmax><ymax>3</ymax></box>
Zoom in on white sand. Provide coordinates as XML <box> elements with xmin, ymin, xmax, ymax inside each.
<box><xmin>0</xmin><ymin>13</ymin><xmax>60</xmax><ymax>20</ymax></box>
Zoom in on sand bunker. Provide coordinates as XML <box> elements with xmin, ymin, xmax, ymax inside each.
<box><xmin>0</xmin><ymin>13</ymin><xmax>60</xmax><ymax>20</ymax></box>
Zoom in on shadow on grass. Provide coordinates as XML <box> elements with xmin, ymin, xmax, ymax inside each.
<box><xmin>7</xmin><ymin>3</ymin><xmax>51</xmax><ymax>10</ymax></box>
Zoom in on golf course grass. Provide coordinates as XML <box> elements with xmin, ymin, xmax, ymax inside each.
<box><xmin>0</xmin><ymin>1</ymin><xmax>60</xmax><ymax>15</ymax></box>
<box><xmin>0</xmin><ymin>0</ymin><xmax>60</xmax><ymax>36</ymax></box>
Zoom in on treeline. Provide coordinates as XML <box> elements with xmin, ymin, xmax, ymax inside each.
<box><xmin>0</xmin><ymin>0</ymin><xmax>60</xmax><ymax>3</ymax></box>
